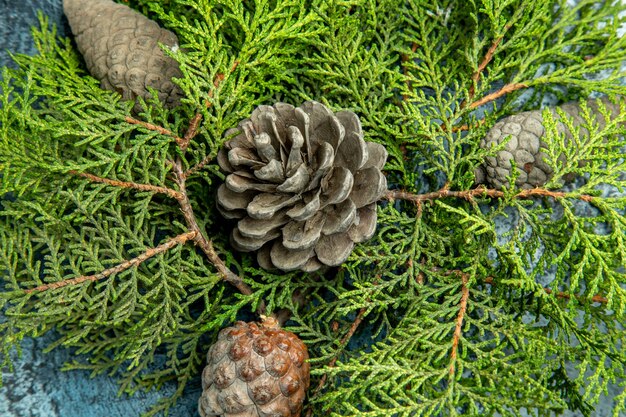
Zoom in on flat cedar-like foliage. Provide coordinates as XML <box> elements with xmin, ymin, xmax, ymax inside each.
<box><xmin>2</xmin><ymin>0</ymin><xmax>626</xmax><ymax>416</ymax></box>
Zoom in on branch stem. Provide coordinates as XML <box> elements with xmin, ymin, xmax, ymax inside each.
<box><xmin>305</xmin><ymin>307</ymin><xmax>368</xmax><ymax>417</ymax></box>
<box><xmin>468</xmin><ymin>82</ymin><xmax>528</xmax><ymax>109</ymax></box>
<box><xmin>449</xmin><ymin>273</ymin><xmax>469</xmax><ymax>376</ymax></box>
<box><xmin>483</xmin><ymin>276</ymin><xmax>608</xmax><ymax>304</ymax></box>
<box><xmin>184</xmin><ymin>153</ymin><xmax>215</xmax><ymax>178</ymax></box>
<box><xmin>70</xmin><ymin>171</ymin><xmax>183</xmax><ymax>200</ymax></box>
<box><xmin>171</xmin><ymin>158</ymin><xmax>260</xmax><ymax>309</ymax></box>
<box><xmin>25</xmin><ymin>231</ymin><xmax>197</xmax><ymax>293</ymax></box>
<box><xmin>467</xmin><ymin>29</ymin><xmax>510</xmax><ymax>103</ymax></box>
<box><xmin>385</xmin><ymin>187</ymin><xmax>594</xmax><ymax>204</ymax></box>
<box><xmin>179</xmin><ymin>113</ymin><xmax>203</xmax><ymax>153</ymax></box>
<box><xmin>124</xmin><ymin>116</ymin><xmax>184</xmax><ymax>146</ymax></box>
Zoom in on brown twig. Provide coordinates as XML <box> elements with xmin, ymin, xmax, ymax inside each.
<box><xmin>467</xmin><ymin>30</ymin><xmax>509</xmax><ymax>104</ymax></box>
<box><xmin>25</xmin><ymin>231</ymin><xmax>198</xmax><ymax>293</ymax></box>
<box><xmin>205</xmin><ymin>60</ymin><xmax>240</xmax><ymax>108</ymax></box>
<box><xmin>178</xmin><ymin>113</ymin><xmax>203</xmax><ymax>153</ymax></box>
<box><xmin>468</xmin><ymin>82</ymin><xmax>528</xmax><ymax>110</ymax></box>
<box><xmin>385</xmin><ymin>186</ymin><xmax>594</xmax><ymax>204</ymax></box>
<box><xmin>402</xmin><ymin>42</ymin><xmax>419</xmax><ymax>101</ymax></box>
<box><xmin>180</xmin><ymin>61</ymin><xmax>241</xmax><ymax>174</ymax></box>
<box><xmin>171</xmin><ymin>158</ymin><xmax>261</xmax><ymax>309</ymax></box>
<box><xmin>449</xmin><ymin>272</ymin><xmax>469</xmax><ymax>376</ymax></box>
<box><xmin>444</xmin><ymin>269</ymin><xmax>607</xmax><ymax>378</ymax></box>
<box><xmin>76</xmin><ymin>110</ymin><xmax>258</xmax><ymax>308</ymax></box>
<box><xmin>70</xmin><ymin>171</ymin><xmax>183</xmax><ymax>200</ymax></box>
<box><xmin>183</xmin><ymin>153</ymin><xmax>215</xmax><ymax>178</ymax></box>
<box><xmin>483</xmin><ymin>276</ymin><xmax>608</xmax><ymax>304</ymax></box>
<box><xmin>443</xmin><ymin>118</ymin><xmax>487</xmax><ymax>133</ymax></box>
<box><xmin>305</xmin><ymin>307</ymin><xmax>368</xmax><ymax>417</ymax></box>
<box><xmin>124</xmin><ymin>116</ymin><xmax>185</xmax><ymax>146</ymax></box>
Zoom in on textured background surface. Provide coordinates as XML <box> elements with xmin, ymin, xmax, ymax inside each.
<box><xmin>0</xmin><ymin>1</ymin><xmax>623</xmax><ymax>416</ymax></box>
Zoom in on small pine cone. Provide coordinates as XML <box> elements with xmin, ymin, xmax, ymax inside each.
<box><xmin>63</xmin><ymin>0</ymin><xmax>184</xmax><ymax>110</ymax></box>
<box><xmin>475</xmin><ymin>97</ymin><xmax>622</xmax><ymax>189</ymax></box>
<box><xmin>199</xmin><ymin>318</ymin><xmax>310</xmax><ymax>417</ymax></box>
<box><xmin>216</xmin><ymin>101</ymin><xmax>388</xmax><ymax>272</ymax></box>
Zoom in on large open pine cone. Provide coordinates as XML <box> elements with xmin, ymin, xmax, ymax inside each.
<box><xmin>63</xmin><ymin>0</ymin><xmax>184</xmax><ymax>110</ymax></box>
<box><xmin>199</xmin><ymin>318</ymin><xmax>310</xmax><ymax>417</ymax></box>
<box><xmin>216</xmin><ymin>101</ymin><xmax>388</xmax><ymax>272</ymax></box>
<box><xmin>475</xmin><ymin>97</ymin><xmax>622</xmax><ymax>189</ymax></box>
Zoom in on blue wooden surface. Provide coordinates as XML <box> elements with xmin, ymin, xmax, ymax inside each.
<box><xmin>0</xmin><ymin>333</ymin><xmax>200</xmax><ymax>417</ymax></box>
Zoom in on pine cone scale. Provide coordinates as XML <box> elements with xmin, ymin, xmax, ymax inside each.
<box><xmin>334</xmin><ymin>132</ymin><xmax>368</xmax><ymax>172</ymax></box>
<box><xmin>217</xmin><ymin>101</ymin><xmax>387</xmax><ymax>271</ymax></box>
<box><xmin>322</xmin><ymin>200</ymin><xmax>357</xmax><ymax>235</ymax></box>
<box><xmin>247</xmin><ymin>193</ymin><xmax>301</xmax><ymax>220</ymax></box>
<box><xmin>286</xmin><ymin>192</ymin><xmax>321</xmax><ymax>221</ymax></box>
<box><xmin>315</xmin><ymin>232</ymin><xmax>355</xmax><ymax>266</ymax></box>
<box><xmin>350</xmin><ymin>167</ymin><xmax>387</xmax><ymax>208</ymax></box>
<box><xmin>270</xmin><ymin>243</ymin><xmax>314</xmax><ymax>271</ymax></box>
<box><xmin>238</xmin><ymin>213</ymin><xmax>289</xmax><ymax>238</ymax></box>
<box><xmin>282</xmin><ymin>213</ymin><xmax>325</xmax><ymax>250</ymax></box>
<box><xmin>348</xmin><ymin>204</ymin><xmax>378</xmax><ymax>243</ymax></box>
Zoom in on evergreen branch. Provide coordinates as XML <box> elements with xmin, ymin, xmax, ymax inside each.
<box><xmin>171</xmin><ymin>158</ymin><xmax>261</xmax><ymax>309</ymax></box>
<box><xmin>179</xmin><ymin>113</ymin><xmax>203</xmax><ymax>153</ymax></box>
<box><xmin>2</xmin><ymin>2</ymin><xmax>625</xmax><ymax>415</ymax></box>
<box><xmin>445</xmin><ymin>119</ymin><xmax>487</xmax><ymax>133</ymax></box>
<box><xmin>402</xmin><ymin>42</ymin><xmax>419</xmax><ymax>101</ymax></box>
<box><xmin>467</xmin><ymin>28</ymin><xmax>510</xmax><ymax>104</ymax></box>
<box><xmin>449</xmin><ymin>272</ymin><xmax>469</xmax><ymax>377</ymax></box>
<box><xmin>124</xmin><ymin>116</ymin><xmax>185</xmax><ymax>145</ymax></box>
<box><xmin>183</xmin><ymin>153</ymin><xmax>214</xmax><ymax>178</ymax></box>
<box><xmin>69</xmin><ymin>171</ymin><xmax>183</xmax><ymax>200</ymax></box>
<box><xmin>180</xmin><ymin>61</ymin><xmax>240</xmax><ymax>172</ymax></box>
<box><xmin>440</xmin><ymin>269</ymin><xmax>609</xmax><ymax>305</ymax></box>
<box><xmin>468</xmin><ymin>82</ymin><xmax>529</xmax><ymax>109</ymax></box>
<box><xmin>24</xmin><ymin>231</ymin><xmax>197</xmax><ymax>293</ymax></box>
<box><xmin>305</xmin><ymin>306</ymin><xmax>368</xmax><ymax>417</ymax></box>
<box><xmin>204</xmin><ymin>60</ymin><xmax>240</xmax><ymax>109</ymax></box>
<box><xmin>385</xmin><ymin>186</ymin><xmax>595</xmax><ymax>204</ymax></box>
<box><xmin>483</xmin><ymin>277</ymin><xmax>608</xmax><ymax>304</ymax></box>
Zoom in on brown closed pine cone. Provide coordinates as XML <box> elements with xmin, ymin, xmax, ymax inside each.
<box><xmin>199</xmin><ymin>317</ymin><xmax>310</xmax><ymax>417</ymax></box>
<box><xmin>216</xmin><ymin>101</ymin><xmax>388</xmax><ymax>272</ymax></box>
<box><xmin>63</xmin><ymin>0</ymin><xmax>184</xmax><ymax>110</ymax></box>
<box><xmin>475</xmin><ymin>97</ymin><xmax>622</xmax><ymax>189</ymax></box>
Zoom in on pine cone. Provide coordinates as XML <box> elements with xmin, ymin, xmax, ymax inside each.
<box><xmin>216</xmin><ymin>101</ymin><xmax>388</xmax><ymax>272</ymax></box>
<box><xmin>63</xmin><ymin>0</ymin><xmax>184</xmax><ymax>110</ymax></box>
<box><xmin>475</xmin><ymin>97</ymin><xmax>622</xmax><ymax>189</ymax></box>
<box><xmin>199</xmin><ymin>318</ymin><xmax>310</xmax><ymax>417</ymax></box>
